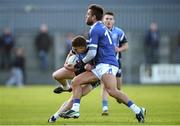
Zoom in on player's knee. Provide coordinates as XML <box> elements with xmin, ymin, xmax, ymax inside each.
<box><xmin>52</xmin><ymin>72</ymin><xmax>57</xmax><ymax>80</ymax></box>
<box><xmin>71</xmin><ymin>78</ymin><xmax>79</xmax><ymax>87</ymax></box>
<box><xmin>53</xmin><ymin>72</ymin><xmax>60</xmax><ymax>80</ymax></box>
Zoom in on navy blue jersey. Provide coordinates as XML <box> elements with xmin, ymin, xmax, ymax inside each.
<box><xmin>111</xmin><ymin>26</ymin><xmax>128</xmax><ymax>59</ymax></box>
<box><xmin>72</xmin><ymin>48</ymin><xmax>94</xmax><ymax>75</ymax></box>
<box><xmin>88</xmin><ymin>21</ymin><xmax>118</xmax><ymax>67</ymax></box>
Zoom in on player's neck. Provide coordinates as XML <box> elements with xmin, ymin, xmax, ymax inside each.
<box><xmin>91</xmin><ymin>21</ymin><xmax>102</xmax><ymax>28</ymax></box>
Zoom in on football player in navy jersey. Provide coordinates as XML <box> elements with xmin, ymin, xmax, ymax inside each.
<box><xmin>48</xmin><ymin>35</ymin><xmax>100</xmax><ymax>123</ymax></box>
<box><xmin>101</xmin><ymin>12</ymin><xmax>129</xmax><ymax>116</ymax></box>
<box><xmin>62</xmin><ymin>4</ymin><xmax>146</xmax><ymax>123</ymax></box>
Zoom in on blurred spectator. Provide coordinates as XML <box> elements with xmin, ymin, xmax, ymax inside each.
<box><xmin>34</xmin><ymin>24</ymin><xmax>53</xmax><ymax>70</ymax></box>
<box><xmin>0</xmin><ymin>27</ymin><xmax>15</xmax><ymax>70</ymax></box>
<box><xmin>177</xmin><ymin>30</ymin><xmax>180</xmax><ymax>63</ymax></box>
<box><xmin>6</xmin><ymin>48</ymin><xmax>26</xmax><ymax>87</ymax></box>
<box><xmin>0</xmin><ymin>36</ymin><xmax>3</xmax><ymax>67</ymax></box>
<box><xmin>65</xmin><ymin>32</ymin><xmax>74</xmax><ymax>56</ymax></box>
<box><xmin>144</xmin><ymin>22</ymin><xmax>160</xmax><ymax>64</ymax></box>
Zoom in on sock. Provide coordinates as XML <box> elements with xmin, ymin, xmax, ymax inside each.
<box><xmin>102</xmin><ymin>100</ymin><xmax>108</xmax><ymax>111</ymax></box>
<box><xmin>71</xmin><ymin>99</ymin><xmax>80</xmax><ymax>112</ymax></box>
<box><xmin>127</xmin><ymin>100</ymin><xmax>141</xmax><ymax>114</ymax></box>
<box><xmin>63</xmin><ymin>81</ymin><xmax>70</xmax><ymax>90</ymax></box>
<box><xmin>53</xmin><ymin>112</ymin><xmax>60</xmax><ymax>119</ymax></box>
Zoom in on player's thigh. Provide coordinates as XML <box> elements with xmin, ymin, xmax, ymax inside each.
<box><xmin>72</xmin><ymin>71</ymin><xmax>98</xmax><ymax>86</ymax></box>
<box><xmin>102</xmin><ymin>73</ymin><xmax>117</xmax><ymax>90</ymax></box>
<box><xmin>52</xmin><ymin>67</ymin><xmax>75</xmax><ymax>79</ymax></box>
<box><xmin>116</xmin><ymin>77</ymin><xmax>122</xmax><ymax>90</ymax></box>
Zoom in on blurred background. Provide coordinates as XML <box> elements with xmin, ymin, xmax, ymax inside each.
<box><xmin>0</xmin><ymin>0</ymin><xmax>180</xmax><ymax>85</ymax></box>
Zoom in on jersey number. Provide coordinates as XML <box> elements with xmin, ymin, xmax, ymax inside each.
<box><xmin>105</xmin><ymin>30</ymin><xmax>113</xmax><ymax>45</ymax></box>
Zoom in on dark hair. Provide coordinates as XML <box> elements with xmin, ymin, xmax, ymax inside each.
<box><xmin>104</xmin><ymin>11</ymin><xmax>114</xmax><ymax>16</ymax></box>
<box><xmin>72</xmin><ymin>35</ymin><xmax>87</xmax><ymax>47</ymax></box>
<box><xmin>88</xmin><ymin>4</ymin><xmax>104</xmax><ymax>21</ymax></box>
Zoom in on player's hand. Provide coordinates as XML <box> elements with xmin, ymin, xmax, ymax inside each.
<box><xmin>115</xmin><ymin>47</ymin><xmax>121</xmax><ymax>52</ymax></box>
<box><xmin>84</xmin><ymin>64</ymin><xmax>93</xmax><ymax>71</ymax></box>
<box><xmin>74</xmin><ymin>60</ymin><xmax>85</xmax><ymax>69</ymax></box>
<box><xmin>64</xmin><ymin>63</ymin><xmax>75</xmax><ymax>71</ymax></box>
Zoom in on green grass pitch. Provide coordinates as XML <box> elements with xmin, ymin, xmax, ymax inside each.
<box><xmin>0</xmin><ymin>85</ymin><xmax>180</xmax><ymax>125</ymax></box>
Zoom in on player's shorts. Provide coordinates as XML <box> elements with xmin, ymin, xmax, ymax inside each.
<box><xmin>116</xmin><ymin>59</ymin><xmax>122</xmax><ymax>77</ymax></box>
<box><xmin>92</xmin><ymin>63</ymin><xmax>118</xmax><ymax>79</ymax></box>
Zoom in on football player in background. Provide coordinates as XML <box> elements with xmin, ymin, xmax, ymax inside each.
<box><xmin>101</xmin><ymin>11</ymin><xmax>129</xmax><ymax>116</ymax></box>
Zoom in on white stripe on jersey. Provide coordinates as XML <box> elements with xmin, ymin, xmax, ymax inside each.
<box><xmin>88</xmin><ymin>44</ymin><xmax>98</xmax><ymax>48</ymax></box>
<box><xmin>120</xmin><ymin>33</ymin><xmax>125</xmax><ymax>41</ymax></box>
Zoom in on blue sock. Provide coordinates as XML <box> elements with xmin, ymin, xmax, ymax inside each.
<box><xmin>73</xmin><ymin>99</ymin><xmax>80</xmax><ymax>104</ymax></box>
<box><xmin>102</xmin><ymin>100</ymin><xmax>108</xmax><ymax>107</ymax></box>
<box><xmin>127</xmin><ymin>100</ymin><xmax>134</xmax><ymax>107</ymax></box>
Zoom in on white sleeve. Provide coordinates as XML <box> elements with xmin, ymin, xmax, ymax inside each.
<box><xmin>82</xmin><ymin>44</ymin><xmax>97</xmax><ymax>63</ymax></box>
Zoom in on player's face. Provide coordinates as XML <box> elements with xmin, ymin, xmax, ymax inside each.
<box><xmin>72</xmin><ymin>46</ymin><xmax>86</xmax><ymax>54</ymax></box>
<box><xmin>85</xmin><ymin>9</ymin><xmax>94</xmax><ymax>26</ymax></box>
<box><xmin>103</xmin><ymin>14</ymin><xmax>115</xmax><ymax>30</ymax></box>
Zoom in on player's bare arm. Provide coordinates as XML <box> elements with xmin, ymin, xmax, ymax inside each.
<box><xmin>115</xmin><ymin>42</ymin><xmax>129</xmax><ymax>52</ymax></box>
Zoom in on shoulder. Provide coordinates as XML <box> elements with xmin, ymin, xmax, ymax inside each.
<box><xmin>114</xmin><ymin>26</ymin><xmax>125</xmax><ymax>34</ymax></box>
<box><xmin>90</xmin><ymin>25</ymin><xmax>105</xmax><ymax>35</ymax></box>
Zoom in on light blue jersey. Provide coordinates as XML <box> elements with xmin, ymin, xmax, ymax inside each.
<box><xmin>111</xmin><ymin>26</ymin><xmax>128</xmax><ymax>59</ymax></box>
<box><xmin>88</xmin><ymin>21</ymin><xmax>118</xmax><ymax>67</ymax></box>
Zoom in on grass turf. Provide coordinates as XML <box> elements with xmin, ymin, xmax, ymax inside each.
<box><xmin>0</xmin><ymin>85</ymin><xmax>180</xmax><ymax>125</ymax></box>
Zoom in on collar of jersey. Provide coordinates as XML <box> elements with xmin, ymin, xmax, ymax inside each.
<box><xmin>91</xmin><ymin>21</ymin><xmax>102</xmax><ymax>29</ymax></box>
<box><xmin>111</xmin><ymin>26</ymin><xmax>115</xmax><ymax>31</ymax></box>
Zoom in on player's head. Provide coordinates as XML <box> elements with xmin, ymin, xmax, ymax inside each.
<box><xmin>72</xmin><ymin>35</ymin><xmax>87</xmax><ymax>54</ymax></box>
<box><xmin>103</xmin><ymin>11</ymin><xmax>115</xmax><ymax>30</ymax></box>
<box><xmin>85</xmin><ymin>4</ymin><xmax>104</xmax><ymax>26</ymax></box>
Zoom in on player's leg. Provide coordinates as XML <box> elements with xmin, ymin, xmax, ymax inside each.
<box><xmin>102</xmin><ymin>73</ymin><xmax>128</xmax><ymax>104</ymax></box>
<box><xmin>59</xmin><ymin>84</ymin><xmax>94</xmax><ymax>112</ymax></box>
<box><xmin>101</xmin><ymin>82</ymin><xmax>109</xmax><ymax>116</ymax></box>
<box><xmin>102</xmin><ymin>73</ymin><xmax>146</xmax><ymax>123</ymax></box>
<box><xmin>63</xmin><ymin>71</ymin><xmax>98</xmax><ymax>118</ymax></box>
<box><xmin>116</xmin><ymin>76</ymin><xmax>123</xmax><ymax>103</ymax></box>
<box><xmin>52</xmin><ymin>67</ymin><xmax>75</xmax><ymax>91</ymax></box>
<box><xmin>101</xmin><ymin>68</ymin><xmax>122</xmax><ymax>115</ymax></box>
<box><xmin>48</xmin><ymin>84</ymin><xmax>95</xmax><ymax>122</ymax></box>
<box><xmin>71</xmin><ymin>71</ymin><xmax>98</xmax><ymax>110</ymax></box>
<box><xmin>116</xmin><ymin>76</ymin><xmax>122</xmax><ymax>90</ymax></box>
<box><xmin>116</xmin><ymin>60</ymin><xmax>122</xmax><ymax>90</ymax></box>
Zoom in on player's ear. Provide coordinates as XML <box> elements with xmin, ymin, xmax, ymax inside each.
<box><xmin>92</xmin><ymin>15</ymin><xmax>96</xmax><ymax>21</ymax></box>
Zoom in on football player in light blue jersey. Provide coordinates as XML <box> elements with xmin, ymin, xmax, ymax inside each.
<box><xmin>101</xmin><ymin>12</ymin><xmax>129</xmax><ymax>115</ymax></box>
<box><xmin>62</xmin><ymin>4</ymin><xmax>146</xmax><ymax>123</ymax></box>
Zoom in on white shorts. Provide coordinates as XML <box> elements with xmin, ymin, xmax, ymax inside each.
<box><xmin>91</xmin><ymin>63</ymin><xmax>118</xmax><ymax>79</ymax></box>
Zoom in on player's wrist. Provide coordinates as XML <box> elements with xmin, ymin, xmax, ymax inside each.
<box><xmin>81</xmin><ymin>59</ymin><xmax>86</xmax><ymax>64</ymax></box>
<box><xmin>74</xmin><ymin>60</ymin><xmax>85</xmax><ymax>69</ymax></box>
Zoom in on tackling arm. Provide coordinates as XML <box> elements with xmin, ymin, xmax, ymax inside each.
<box><xmin>81</xmin><ymin>45</ymin><xmax>97</xmax><ymax>63</ymax></box>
